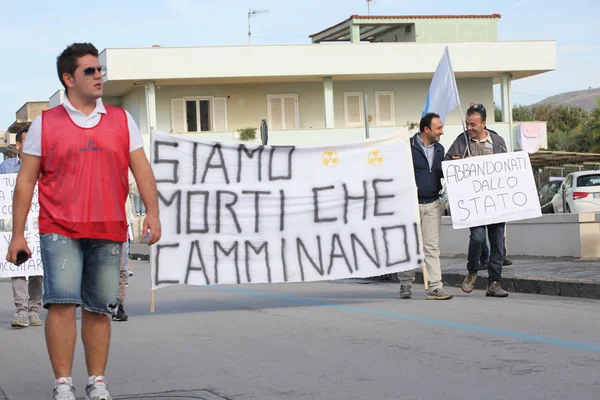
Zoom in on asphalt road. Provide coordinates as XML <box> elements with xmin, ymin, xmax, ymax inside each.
<box><xmin>0</xmin><ymin>261</ymin><xmax>599</xmax><ymax>400</ymax></box>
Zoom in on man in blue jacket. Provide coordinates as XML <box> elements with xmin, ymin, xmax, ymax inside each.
<box><xmin>398</xmin><ymin>112</ymin><xmax>453</xmax><ymax>300</ymax></box>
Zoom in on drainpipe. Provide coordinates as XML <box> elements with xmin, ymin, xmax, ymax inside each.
<box><xmin>133</xmin><ymin>81</ymin><xmax>156</xmax><ymax>136</ymax></box>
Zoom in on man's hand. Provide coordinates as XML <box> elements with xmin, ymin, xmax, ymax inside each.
<box><xmin>452</xmin><ymin>156</ymin><xmax>461</xmax><ymax>160</ymax></box>
<box><xmin>143</xmin><ymin>214</ymin><xmax>162</xmax><ymax>245</ymax></box>
<box><xmin>6</xmin><ymin>235</ymin><xmax>32</xmax><ymax>264</ymax></box>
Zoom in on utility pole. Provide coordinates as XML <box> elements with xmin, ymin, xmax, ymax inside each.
<box><xmin>248</xmin><ymin>8</ymin><xmax>269</xmax><ymax>45</ymax></box>
<box><xmin>366</xmin><ymin>0</ymin><xmax>373</xmax><ymax>16</ymax></box>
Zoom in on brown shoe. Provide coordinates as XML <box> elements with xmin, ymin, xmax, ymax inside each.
<box><xmin>461</xmin><ymin>272</ymin><xmax>478</xmax><ymax>293</ymax></box>
<box><xmin>399</xmin><ymin>285</ymin><xmax>412</xmax><ymax>299</ymax></box>
<box><xmin>486</xmin><ymin>282</ymin><xmax>509</xmax><ymax>297</ymax></box>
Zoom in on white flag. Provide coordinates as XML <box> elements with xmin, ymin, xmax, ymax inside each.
<box><xmin>422</xmin><ymin>46</ymin><xmax>461</xmax><ymax>123</ymax></box>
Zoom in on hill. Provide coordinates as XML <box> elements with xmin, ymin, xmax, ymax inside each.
<box><xmin>538</xmin><ymin>88</ymin><xmax>600</xmax><ymax>111</ymax></box>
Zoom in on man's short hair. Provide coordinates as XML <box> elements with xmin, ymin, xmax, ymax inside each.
<box><xmin>16</xmin><ymin>126</ymin><xmax>29</xmax><ymax>143</ymax></box>
<box><xmin>466</xmin><ymin>103</ymin><xmax>487</xmax><ymax>122</ymax></box>
<box><xmin>419</xmin><ymin>112</ymin><xmax>441</xmax><ymax>133</ymax></box>
<box><xmin>56</xmin><ymin>43</ymin><xmax>99</xmax><ymax>89</ymax></box>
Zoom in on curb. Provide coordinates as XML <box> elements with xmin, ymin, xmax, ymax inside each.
<box><xmin>125</xmin><ymin>254</ymin><xmax>600</xmax><ymax>300</ymax></box>
<box><xmin>410</xmin><ymin>271</ymin><xmax>600</xmax><ymax>300</ymax></box>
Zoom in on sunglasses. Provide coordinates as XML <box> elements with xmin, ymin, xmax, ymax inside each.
<box><xmin>468</xmin><ymin>103</ymin><xmax>486</xmax><ymax>112</ymax></box>
<box><xmin>83</xmin><ymin>66</ymin><xmax>105</xmax><ymax>76</ymax></box>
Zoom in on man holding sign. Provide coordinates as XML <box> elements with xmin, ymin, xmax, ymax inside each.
<box><xmin>398</xmin><ymin>113</ymin><xmax>453</xmax><ymax>300</ymax></box>
<box><xmin>444</xmin><ymin>104</ymin><xmax>509</xmax><ymax>297</ymax></box>
<box><xmin>0</xmin><ymin>126</ymin><xmax>44</xmax><ymax>328</ymax></box>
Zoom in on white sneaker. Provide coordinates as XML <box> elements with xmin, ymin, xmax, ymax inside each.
<box><xmin>85</xmin><ymin>376</ymin><xmax>112</xmax><ymax>400</ymax></box>
<box><xmin>53</xmin><ymin>377</ymin><xmax>76</xmax><ymax>400</ymax></box>
<box><xmin>11</xmin><ymin>311</ymin><xmax>29</xmax><ymax>328</ymax></box>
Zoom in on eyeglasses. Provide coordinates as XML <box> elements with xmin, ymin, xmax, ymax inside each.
<box><xmin>83</xmin><ymin>66</ymin><xmax>104</xmax><ymax>76</ymax></box>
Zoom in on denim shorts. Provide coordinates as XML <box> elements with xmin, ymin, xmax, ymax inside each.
<box><xmin>40</xmin><ymin>233</ymin><xmax>122</xmax><ymax>315</ymax></box>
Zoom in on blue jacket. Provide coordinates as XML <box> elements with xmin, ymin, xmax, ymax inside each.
<box><xmin>410</xmin><ymin>133</ymin><xmax>444</xmax><ymax>202</ymax></box>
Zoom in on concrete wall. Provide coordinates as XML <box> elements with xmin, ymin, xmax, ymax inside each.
<box><xmin>414</xmin><ymin>19</ymin><xmax>499</xmax><ymax>42</ymax></box>
<box><xmin>49</xmin><ymin>90</ymin><xmax>64</xmax><ymax>108</ymax></box>
<box><xmin>136</xmin><ymin>122</ymin><xmax>547</xmax><ymax>160</ymax></box>
<box><xmin>377</xmin><ymin>25</ymin><xmax>416</xmax><ymax>43</ymax></box>
<box><xmin>122</xmin><ymin>87</ymin><xmax>145</xmax><ymax>132</ymax></box>
<box><xmin>440</xmin><ymin>213</ymin><xmax>600</xmax><ymax>259</ymax></box>
<box><xmin>143</xmin><ymin>77</ymin><xmax>494</xmax><ymax>134</ymax></box>
<box><xmin>155</xmin><ymin>82</ymin><xmax>324</xmax><ymax>133</ymax></box>
<box><xmin>102</xmin><ymin>97</ymin><xmax>122</xmax><ymax>107</ymax></box>
<box><xmin>332</xmin><ymin>78</ymin><xmax>494</xmax><ymax>127</ymax></box>
<box><xmin>16</xmin><ymin>102</ymin><xmax>49</xmax><ymax>122</ymax></box>
<box><xmin>102</xmin><ymin>41</ymin><xmax>556</xmax><ymax>83</ymax></box>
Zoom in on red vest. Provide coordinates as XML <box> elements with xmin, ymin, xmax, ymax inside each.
<box><xmin>39</xmin><ymin>104</ymin><xmax>130</xmax><ymax>242</ymax></box>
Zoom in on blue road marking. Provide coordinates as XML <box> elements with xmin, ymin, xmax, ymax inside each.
<box><xmin>211</xmin><ymin>286</ymin><xmax>600</xmax><ymax>353</ymax></box>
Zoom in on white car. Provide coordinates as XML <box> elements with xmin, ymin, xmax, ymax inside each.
<box><xmin>551</xmin><ymin>171</ymin><xmax>600</xmax><ymax>213</ymax></box>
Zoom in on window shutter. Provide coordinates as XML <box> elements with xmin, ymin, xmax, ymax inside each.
<box><xmin>170</xmin><ymin>98</ymin><xmax>185</xmax><ymax>133</ymax></box>
<box><xmin>283</xmin><ymin>96</ymin><xmax>297</xmax><ymax>129</ymax></box>
<box><xmin>376</xmin><ymin>92</ymin><xmax>394</xmax><ymax>126</ymax></box>
<box><xmin>344</xmin><ymin>93</ymin><xmax>362</xmax><ymax>127</ymax></box>
<box><xmin>213</xmin><ymin>98</ymin><xmax>228</xmax><ymax>131</ymax></box>
<box><xmin>268</xmin><ymin>97</ymin><xmax>283</xmax><ymax>130</ymax></box>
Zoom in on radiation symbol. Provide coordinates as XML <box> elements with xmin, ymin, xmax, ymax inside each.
<box><xmin>322</xmin><ymin>150</ymin><xmax>339</xmax><ymax>167</ymax></box>
<box><xmin>367</xmin><ymin>150</ymin><xmax>384</xmax><ymax>166</ymax></box>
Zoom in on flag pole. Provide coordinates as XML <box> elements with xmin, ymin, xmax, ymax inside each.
<box><xmin>149</xmin><ymin>128</ymin><xmax>156</xmax><ymax>313</ymax></box>
<box><xmin>445</xmin><ymin>47</ymin><xmax>471</xmax><ymax>157</ymax></box>
<box><xmin>145</xmin><ymin>83</ymin><xmax>156</xmax><ymax>313</ymax></box>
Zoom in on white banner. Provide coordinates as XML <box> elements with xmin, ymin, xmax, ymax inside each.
<box><xmin>150</xmin><ymin>131</ymin><xmax>421</xmax><ymax>290</ymax></box>
<box><xmin>0</xmin><ymin>173</ymin><xmax>43</xmax><ymax>278</ymax></box>
<box><xmin>442</xmin><ymin>151</ymin><xmax>542</xmax><ymax>229</ymax></box>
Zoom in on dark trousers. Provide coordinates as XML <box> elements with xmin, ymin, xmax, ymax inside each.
<box><xmin>480</xmin><ymin>236</ymin><xmax>507</xmax><ymax>266</ymax></box>
<box><xmin>467</xmin><ymin>223</ymin><xmax>506</xmax><ymax>284</ymax></box>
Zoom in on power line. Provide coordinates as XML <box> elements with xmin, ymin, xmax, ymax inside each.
<box><xmin>493</xmin><ymin>88</ymin><xmax>552</xmax><ymax>98</ymax></box>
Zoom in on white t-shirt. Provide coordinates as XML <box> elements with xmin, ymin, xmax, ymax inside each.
<box><xmin>23</xmin><ymin>96</ymin><xmax>144</xmax><ymax>156</ymax></box>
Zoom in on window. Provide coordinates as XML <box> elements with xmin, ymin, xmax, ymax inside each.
<box><xmin>549</xmin><ymin>182</ymin><xmax>562</xmax><ymax>194</ymax></box>
<box><xmin>577</xmin><ymin>174</ymin><xmax>600</xmax><ymax>187</ymax></box>
<box><xmin>170</xmin><ymin>97</ymin><xmax>228</xmax><ymax>133</ymax></box>
<box><xmin>267</xmin><ymin>95</ymin><xmax>299</xmax><ymax>130</ymax></box>
<box><xmin>344</xmin><ymin>92</ymin><xmax>364</xmax><ymax>127</ymax></box>
<box><xmin>564</xmin><ymin>175</ymin><xmax>573</xmax><ymax>189</ymax></box>
<box><xmin>375</xmin><ymin>91</ymin><xmax>395</xmax><ymax>126</ymax></box>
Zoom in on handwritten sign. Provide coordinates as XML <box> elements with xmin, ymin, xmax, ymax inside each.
<box><xmin>442</xmin><ymin>151</ymin><xmax>542</xmax><ymax>229</ymax></box>
<box><xmin>0</xmin><ymin>173</ymin><xmax>43</xmax><ymax>278</ymax></box>
<box><xmin>150</xmin><ymin>131</ymin><xmax>421</xmax><ymax>290</ymax></box>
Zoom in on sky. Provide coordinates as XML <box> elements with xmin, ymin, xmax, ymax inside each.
<box><xmin>0</xmin><ymin>0</ymin><xmax>598</xmax><ymax>129</ymax></box>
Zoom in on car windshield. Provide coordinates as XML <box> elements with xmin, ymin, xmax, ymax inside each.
<box><xmin>577</xmin><ymin>174</ymin><xmax>600</xmax><ymax>187</ymax></box>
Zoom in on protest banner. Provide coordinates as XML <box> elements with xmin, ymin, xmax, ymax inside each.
<box><xmin>442</xmin><ymin>151</ymin><xmax>542</xmax><ymax>229</ymax></box>
<box><xmin>0</xmin><ymin>173</ymin><xmax>43</xmax><ymax>278</ymax></box>
<box><xmin>150</xmin><ymin>131</ymin><xmax>422</xmax><ymax>291</ymax></box>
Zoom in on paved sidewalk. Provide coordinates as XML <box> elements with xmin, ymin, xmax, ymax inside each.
<box><xmin>131</xmin><ymin>243</ymin><xmax>600</xmax><ymax>299</ymax></box>
<box><xmin>407</xmin><ymin>256</ymin><xmax>600</xmax><ymax>299</ymax></box>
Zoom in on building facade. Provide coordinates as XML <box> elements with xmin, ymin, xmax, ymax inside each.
<box><xmin>48</xmin><ymin>14</ymin><xmax>557</xmax><ymax>152</ymax></box>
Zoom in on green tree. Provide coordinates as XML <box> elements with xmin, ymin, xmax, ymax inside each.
<box><xmin>547</xmin><ymin>131</ymin><xmax>577</xmax><ymax>152</ymax></box>
<box><xmin>512</xmin><ymin>105</ymin><xmax>534</xmax><ymax>122</ymax></box>
<box><xmin>579</xmin><ymin>99</ymin><xmax>600</xmax><ymax>153</ymax></box>
<box><xmin>533</xmin><ymin>104</ymin><xmax>589</xmax><ymax>134</ymax></box>
<box><xmin>494</xmin><ymin>104</ymin><xmax>502</xmax><ymax>122</ymax></box>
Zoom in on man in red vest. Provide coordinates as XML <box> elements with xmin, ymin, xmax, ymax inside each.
<box><xmin>6</xmin><ymin>43</ymin><xmax>161</xmax><ymax>400</ymax></box>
